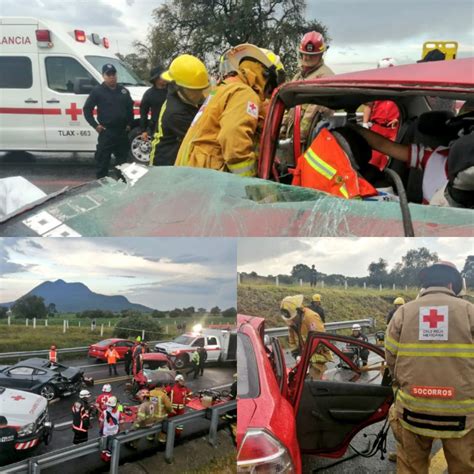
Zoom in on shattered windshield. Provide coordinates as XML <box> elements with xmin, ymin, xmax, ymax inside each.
<box><xmin>0</xmin><ymin>166</ymin><xmax>472</xmax><ymax>237</ymax></box>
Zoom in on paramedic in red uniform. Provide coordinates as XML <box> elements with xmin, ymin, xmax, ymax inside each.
<box><xmin>166</xmin><ymin>374</ymin><xmax>192</xmax><ymax>437</ymax></box>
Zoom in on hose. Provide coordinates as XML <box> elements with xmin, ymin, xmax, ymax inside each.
<box><xmin>384</xmin><ymin>168</ymin><xmax>415</xmax><ymax>237</ymax></box>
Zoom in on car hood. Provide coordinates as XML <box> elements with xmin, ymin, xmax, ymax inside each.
<box><xmin>155</xmin><ymin>342</ymin><xmax>188</xmax><ymax>351</ymax></box>
<box><xmin>126</xmin><ymin>86</ymin><xmax>150</xmax><ymax>102</ymax></box>
<box><xmin>1</xmin><ymin>166</ymin><xmax>472</xmax><ymax>237</ymax></box>
<box><xmin>53</xmin><ymin>366</ymin><xmax>82</xmax><ymax>381</ymax></box>
<box><xmin>0</xmin><ymin>388</ymin><xmax>47</xmax><ymax>426</ymax></box>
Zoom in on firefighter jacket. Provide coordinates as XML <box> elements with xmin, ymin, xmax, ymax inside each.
<box><xmin>281</xmin><ymin>62</ymin><xmax>335</xmax><ymax>141</ymax></box>
<box><xmin>72</xmin><ymin>401</ymin><xmax>90</xmax><ymax>433</ymax></box>
<box><xmin>288</xmin><ymin>307</ymin><xmax>332</xmax><ymax>365</ymax></box>
<box><xmin>166</xmin><ymin>384</ymin><xmax>192</xmax><ymax>412</ymax></box>
<box><xmin>134</xmin><ymin>400</ymin><xmax>156</xmax><ymax>428</ymax></box>
<box><xmin>292</xmin><ymin>128</ymin><xmax>378</xmax><ymax>199</ymax></box>
<box><xmin>385</xmin><ymin>286</ymin><xmax>474</xmax><ymax>438</ymax></box>
<box><xmin>149</xmin><ymin>388</ymin><xmax>174</xmax><ymax>420</ymax></box>
<box><xmin>175</xmin><ymin>65</ymin><xmax>265</xmax><ymax>177</ymax></box>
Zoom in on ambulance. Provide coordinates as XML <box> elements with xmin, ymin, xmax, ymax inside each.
<box><xmin>0</xmin><ymin>17</ymin><xmax>151</xmax><ymax>162</ymax></box>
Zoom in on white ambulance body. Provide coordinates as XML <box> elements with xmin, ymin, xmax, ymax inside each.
<box><xmin>0</xmin><ymin>17</ymin><xmax>149</xmax><ymax>155</ymax></box>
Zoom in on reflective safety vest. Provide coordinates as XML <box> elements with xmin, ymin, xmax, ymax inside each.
<box><xmin>105</xmin><ymin>348</ymin><xmax>119</xmax><ymax>364</ymax></box>
<box><xmin>49</xmin><ymin>350</ymin><xmax>57</xmax><ymax>363</ymax></box>
<box><xmin>72</xmin><ymin>402</ymin><xmax>90</xmax><ymax>432</ymax></box>
<box><xmin>292</xmin><ymin>128</ymin><xmax>378</xmax><ymax>199</ymax></box>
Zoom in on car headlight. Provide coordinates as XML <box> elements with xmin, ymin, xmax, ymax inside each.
<box><xmin>237</xmin><ymin>429</ymin><xmax>295</xmax><ymax>473</ymax></box>
<box><xmin>147</xmin><ymin>379</ymin><xmax>153</xmax><ymax>383</ymax></box>
<box><xmin>18</xmin><ymin>423</ymin><xmax>36</xmax><ymax>437</ymax></box>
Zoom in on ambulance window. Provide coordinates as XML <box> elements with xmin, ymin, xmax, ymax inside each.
<box><xmin>45</xmin><ymin>57</ymin><xmax>97</xmax><ymax>94</ymax></box>
<box><xmin>0</xmin><ymin>57</ymin><xmax>32</xmax><ymax>89</ymax></box>
<box><xmin>207</xmin><ymin>337</ymin><xmax>218</xmax><ymax>345</ymax></box>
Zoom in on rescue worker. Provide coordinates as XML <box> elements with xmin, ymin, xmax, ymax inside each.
<box><xmin>309</xmin><ymin>294</ymin><xmax>325</xmax><ymax>323</ymax></box>
<box><xmin>187</xmin><ymin>350</ymin><xmax>200</xmax><ymax>379</ymax></box>
<box><xmin>362</xmin><ymin>58</ymin><xmax>400</xmax><ymax>170</ymax></box>
<box><xmin>385</xmin><ymin>261</ymin><xmax>474</xmax><ymax>473</ymax></box>
<box><xmin>100</xmin><ymin>396</ymin><xmax>122</xmax><ymax>462</ymax></box>
<box><xmin>280</xmin><ymin>295</ymin><xmax>332</xmax><ymax>380</ymax></box>
<box><xmin>149</xmin><ymin>54</ymin><xmax>210</xmax><ymax>166</ymax></box>
<box><xmin>139</xmin><ymin>66</ymin><xmax>168</xmax><ymax>142</ymax></box>
<box><xmin>349</xmin><ymin>323</ymin><xmax>369</xmax><ymax>366</ymax></box>
<box><xmin>175</xmin><ymin>43</ymin><xmax>285</xmax><ymax>177</ymax></box>
<box><xmin>49</xmin><ymin>345</ymin><xmax>58</xmax><ymax>364</ymax></box>
<box><xmin>132</xmin><ymin>340</ymin><xmax>145</xmax><ymax>374</ymax></box>
<box><xmin>281</xmin><ymin>31</ymin><xmax>334</xmax><ymax>146</ymax></box>
<box><xmin>310</xmin><ymin>264</ymin><xmax>318</xmax><ymax>287</ymax></box>
<box><xmin>0</xmin><ymin>416</ymin><xmax>18</xmax><ymax>455</ymax></box>
<box><xmin>72</xmin><ymin>389</ymin><xmax>92</xmax><ymax>444</ymax></box>
<box><xmin>166</xmin><ymin>374</ymin><xmax>192</xmax><ymax>437</ymax></box>
<box><xmin>83</xmin><ymin>63</ymin><xmax>134</xmax><ymax>179</ymax></box>
<box><xmin>386</xmin><ymin>297</ymin><xmax>405</xmax><ymax>325</ymax></box>
<box><xmin>197</xmin><ymin>345</ymin><xmax>207</xmax><ymax>376</ymax></box>
<box><xmin>124</xmin><ymin>348</ymin><xmax>133</xmax><ymax>376</ymax></box>
<box><xmin>149</xmin><ymin>382</ymin><xmax>174</xmax><ymax>443</ymax></box>
<box><xmin>104</xmin><ymin>345</ymin><xmax>120</xmax><ymax>376</ymax></box>
<box><xmin>96</xmin><ymin>384</ymin><xmax>113</xmax><ymax>436</ymax></box>
<box><xmin>349</xmin><ymin>123</ymin><xmax>474</xmax><ymax>208</ymax></box>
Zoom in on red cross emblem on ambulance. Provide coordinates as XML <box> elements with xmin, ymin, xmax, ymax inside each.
<box><xmin>65</xmin><ymin>103</ymin><xmax>82</xmax><ymax>121</ymax></box>
<box><xmin>419</xmin><ymin>306</ymin><xmax>448</xmax><ymax>341</ymax></box>
<box><xmin>11</xmin><ymin>395</ymin><xmax>26</xmax><ymax>401</ymax></box>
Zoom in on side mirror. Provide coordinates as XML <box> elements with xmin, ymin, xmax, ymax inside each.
<box><xmin>73</xmin><ymin>77</ymin><xmax>96</xmax><ymax>95</ymax></box>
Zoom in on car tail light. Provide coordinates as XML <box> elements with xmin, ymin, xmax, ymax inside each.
<box><xmin>75</xmin><ymin>30</ymin><xmax>86</xmax><ymax>42</ymax></box>
<box><xmin>237</xmin><ymin>429</ymin><xmax>294</xmax><ymax>473</ymax></box>
<box><xmin>103</xmin><ymin>37</ymin><xmax>110</xmax><ymax>48</ymax></box>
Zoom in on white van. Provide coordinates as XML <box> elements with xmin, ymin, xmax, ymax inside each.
<box><xmin>0</xmin><ymin>17</ymin><xmax>150</xmax><ymax>162</ymax></box>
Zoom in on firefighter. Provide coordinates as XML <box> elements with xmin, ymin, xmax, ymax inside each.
<box><xmin>149</xmin><ymin>54</ymin><xmax>209</xmax><ymax>166</ymax></box>
<box><xmin>104</xmin><ymin>345</ymin><xmax>120</xmax><ymax>376</ymax></box>
<box><xmin>139</xmin><ymin>66</ymin><xmax>168</xmax><ymax>142</ymax></box>
<box><xmin>280</xmin><ymin>295</ymin><xmax>332</xmax><ymax>380</ymax></box>
<box><xmin>385</xmin><ymin>261</ymin><xmax>474</xmax><ymax>473</ymax></box>
<box><xmin>175</xmin><ymin>43</ymin><xmax>285</xmax><ymax>177</ymax></box>
<box><xmin>100</xmin><ymin>396</ymin><xmax>122</xmax><ymax>462</ymax></box>
<box><xmin>149</xmin><ymin>382</ymin><xmax>174</xmax><ymax>443</ymax></box>
<box><xmin>281</xmin><ymin>31</ymin><xmax>334</xmax><ymax>145</ymax></box>
<box><xmin>49</xmin><ymin>345</ymin><xmax>58</xmax><ymax>364</ymax></box>
<box><xmin>83</xmin><ymin>63</ymin><xmax>134</xmax><ymax>179</ymax></box>
<box><xmin>387</xmin><ymin>297</ymin><xmax>405</xmax><ymax>325</ymax></box>
<box><xmin>166</xmin><ymin>374</ymin><xmax>192</xmax><ymax>437</ymax></box>
<box><xmin>309</xmin><ymin>294</ymin><xmax>325</xmax><ymax>323</ymax></box>
<box><xmin>72</xmin><ymin>389</ymin><xmax>92</xmax><ymax>444</ymax></box>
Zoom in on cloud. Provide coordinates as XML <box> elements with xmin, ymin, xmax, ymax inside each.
<box><xmin>0</xmin><ymin>246</ymin><xmax>31</xmax><ymax>275</ymax></box>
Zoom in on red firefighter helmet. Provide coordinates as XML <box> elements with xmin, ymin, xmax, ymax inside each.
<box><xmin>299</xmin><ymin>31</ymin><xmax>327</xmax><ymax>55</ymax></box>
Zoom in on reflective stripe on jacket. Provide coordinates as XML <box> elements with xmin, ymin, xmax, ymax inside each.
<box><xmin>175</xmin><ymin>69</ymin><xmax>262</xmax><ymax>177</ymax></box>
<box><xmin>386</xmin><ymin>286</ymin><xmax>474</xmax><ymax>438</ymax></box>
<box><xmin>292</xmin><ymin>128</ymin><xmax>378</xmax><ymax>199</ymax></box>
<box><xmin>150</xmin><ymin>388</ymin><xmax>173</xmax><ymax>419</ymax></box>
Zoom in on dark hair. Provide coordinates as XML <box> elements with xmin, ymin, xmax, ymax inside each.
<box><xmin>0</xmin><ymin>416</ymin><xmax>8</xmax><ymax>425</ymax></box>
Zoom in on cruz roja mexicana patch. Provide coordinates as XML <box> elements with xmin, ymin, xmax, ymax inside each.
<box><xmin>419</xmin><ymin>306</ymin><xmax>449</xmax><ymax>341</ymax></box>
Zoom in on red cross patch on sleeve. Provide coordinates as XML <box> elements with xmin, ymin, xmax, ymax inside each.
<box><xmin>246</xmin><ymin>101</ymin><xmax>259</xmax><ymax>119</ymax></box>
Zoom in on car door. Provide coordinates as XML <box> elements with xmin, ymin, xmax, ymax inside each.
<box><xmin>0</xmin><ymin>54</ymin><xmax>47</xmax><ymax>150</ymax></box>
<box><xmin>290</xmin><ymin>332</ymin><xmax>393</xmax><ymax>456</ymax></box>
<box><xmin>4</xmin><ymin>366</ymin><xmax>36</xmax><ymax>391</ymax></box>
<box><xmin>41</xmin><ymin>55</ymin><xmax>99</xmax><ymax>151</ymax></box>
<box><xmin>204</xmin><ymin>336</ymin><xmax>220</xmax><ymax>362</ymax></box>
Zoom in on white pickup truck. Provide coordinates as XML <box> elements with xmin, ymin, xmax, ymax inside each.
<box><xmin>0</xmin><ymin>386</ymin><xmax>53</xmax><ymax>451</ymax></box>
<box><xmin>154</xmin><ymin>328</ymin><xmax>237</xmax><ymax>369</ymax></box>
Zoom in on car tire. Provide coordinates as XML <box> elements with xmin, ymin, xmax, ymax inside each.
<box><xmin>128</xmin><ymin>126</ymin><xmax>151</xmax><ymax>165</ymax></box>
<box><xmin>174</xmin><ymin>355</ymin><xmax>188</xmax><ymax>370</ymax></box>
<box><xmin>40</xmin><ymin>384</ymin><xmax>57</xmax><ymax>402</ymax></box>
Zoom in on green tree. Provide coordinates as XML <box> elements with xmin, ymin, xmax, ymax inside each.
<box><xmin>222</xmin><ymin>307</ymin><xmax>237</xmax><ymax>318</ymax></box>
<box><xmin>141</xmin><ymin>0</ymin><xmax>329</xmax><ymax>76</ymax></box>
<box><xmin>47</xmin><ymin>303</ymin><xmax>57</xmax><ymax>317</ymax></box>
<box><xmin>0</xmin><ymin>307</ymin><xmax>8</xmax><ymax>319</ymax></box>
<box><xmin>368</xmin><ymin>258</ymin><xmax>389</xmax><ymax>286</ymax></box>
<box><xmin>461</xmin><ymin>255</ymin><xmax>474</xmax><ymax>288</ymax></box>
<box><xmin>210</xmin><ymin>306</ymin><xmax>221</xmax><ymax>315</ymax></box>
<box><xmin>169</xmin><ymin>308</ymin><xmax>182</xmax><ymax>318</ymax></box>
<box><xmin>11</xmin><ymin>295</ymin><xmax>47</xmax><ymax>319</ymax></box>
<box><xmin>116</xmin><ymin>52</ymin><xmax>149</xmax><ymax>81</ymax></box>
<box><xmin>291</xmin><ymin>264</ymin><xmax>312</xmax><ymax>283</ymax></box>
<box><xmin>399</xmin><ymin>248</ymin><xmax>439</xmax><ymax>286</ymax></box>
<box><xmin>114</xmin><ymin>314</ymin><xmax>163</xmax><ymax>340</ymax></box>
<box><xmin>152</xmin><ymin>310</ymin><xmax>167</xmax><ymax>318</ymax></box>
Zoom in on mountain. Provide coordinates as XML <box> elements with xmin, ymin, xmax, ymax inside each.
<box><xmin>1</xmin><ymin>279</ymin><xmax>154</xmax><ymax>313</ymax></box>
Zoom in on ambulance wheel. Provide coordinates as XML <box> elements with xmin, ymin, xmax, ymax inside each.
<box><xmin>40</xmin><ymin>384</ymin><xmax>57</xmax><ymax>401</ymax></box>
<box><xmin>129</xmin><ymin>127</ymin><xmax>151</xmax><ymax>165</ymax></box>
<box><xmin>174</xmin><ymin>355</ymin><xmax>188</xmax><ymax>370</ymax></box>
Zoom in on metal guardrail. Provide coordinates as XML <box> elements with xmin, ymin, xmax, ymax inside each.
<box><xmin>5</xmin><ymin>400</ymin><xmax>237</xmax><ymax>474</ymax></box>
<box><xmin>264</xmin><ymin>318</ymin><xmax>374</xmax><ymax>338</ymax></box>
<box><xmin>0</xmin><ymin>341</ymin><xmax>162</xmax><ymax>362</ymax></box>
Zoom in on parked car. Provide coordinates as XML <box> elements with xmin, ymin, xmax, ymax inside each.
<box><xmin>236</xmin><ymin>314</ymin><xmax>393</xmax><ymax>474</ymax></box>
<box><xmin>88</xmin><ymin>338</ymin><xmax>135</xmax><ymax>361</ymax></box>
<box><xmin>0</xmin><ymin>358</ymin><xmax>84</xmax><ymax>401</ymax></box>
<box><xmin>0</xmin><ymin>386</ymin><xmax>53</xmax><ymax>453</ymax></box>
<box><xmin>1</xmin><ymin>58</ymin><xmax>472</xmax><ymax>237</ymax></box>
<box><xmin>155</xmin><ymin>328</ymin><xmax>237</xmax><ymax>369</ymax></box>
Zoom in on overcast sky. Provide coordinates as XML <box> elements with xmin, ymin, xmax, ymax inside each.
<box><xmin>238</xmin><ymin>238</ymin><xmax>472</xmax><ymax>277</ymax></box>
<box><xmin>0</xmin><ymin>238</ymin><xmax>236</xmax><ymax>309</ymax></box>
<box><xmin>3</xmin><ymin>0</ymin><xmax>473</xmax><ymax>72</ymax></box>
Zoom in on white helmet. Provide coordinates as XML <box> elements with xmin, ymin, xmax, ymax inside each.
<box><xmin>79</xmin><ymin>389</ymin><xmax>91</xmax><ymax>399</ymax></box>
<box><xmin>352</xmin><ymin>323</ymin><xmax>361</xmax><ymax>331</ymax></box>
<box><xmin>102</xmin><ymin>384</ymin><xmax>112</xmax><ymax>393</ymax></box>
<box><xmin>377</xmin><ymin>57</ymin><xmax>397</xmax><ymax>68</ymax></box>
<box><xmin>106</xmin><ymin>396</ymin><xmax>118</xmax><ymax>407</ymax></box>
<box><xmin>175</xmin><ymin>374</ymin><xmax>184</xmax><ymax>382</ymax></box>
